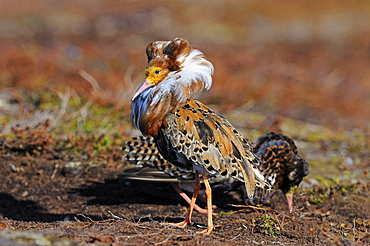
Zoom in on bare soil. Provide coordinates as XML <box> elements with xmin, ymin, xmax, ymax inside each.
<box><xmin>0</xmin><ymin>150</ymin><xmax>368</xmax><ymax>245</ymax></box>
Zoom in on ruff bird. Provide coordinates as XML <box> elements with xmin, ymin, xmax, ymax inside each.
<box><xmin>130</xmin><ymin>38</ymin><xmax>270</xmax><ymax>234</ymax></box>
<box><xmin>252</xmin><ymin>132</ymin><xmax>309</xmax><ymax>212</ymax></box>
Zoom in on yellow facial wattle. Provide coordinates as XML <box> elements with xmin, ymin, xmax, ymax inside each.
<box><xmin>145</xmin><ymin>67</ymin><xmax>164</xmax><ymax>86</ymax></box>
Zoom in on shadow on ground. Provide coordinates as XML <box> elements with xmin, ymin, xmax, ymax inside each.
<box><xmin>0</xmin><ymin>192</ymin><xmax>101</xmax><ymax>222</ymax></box>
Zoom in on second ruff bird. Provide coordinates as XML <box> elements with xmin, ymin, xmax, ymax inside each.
<box><xmin>130</xmin><ymin>37</ymin><xmax>270</xmax><ymax>234</ymax></box>
<box><xmin>122</xmin><ymin>132</ymin><xmax>309</xmax><ymax>213</ymax></box>
<box><xmin>251</xmin><ymin>132</ymin><xmax>309</xmax><ymax>212</ymax></box>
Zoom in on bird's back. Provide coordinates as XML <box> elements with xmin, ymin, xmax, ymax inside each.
<box><xmin>156</xmin><ymin>98</ymin><xmax>270</xmax><ymax>198</ymax></box>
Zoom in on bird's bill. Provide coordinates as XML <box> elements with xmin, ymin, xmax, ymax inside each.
<box><xmin>285</xmin><ymin>191</ymin><xmax>294</xmax><ymax>213</ymax></box>
<box><xmin>132</xmin><ymin>81</ymin><xmax>151</xmax><ymax>101</ymax></box>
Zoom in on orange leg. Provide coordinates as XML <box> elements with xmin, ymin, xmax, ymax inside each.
<box><xmin>183</xmin><ymin>171</ymin><xmax>201</xmax><ymax>225</ymax></box>
<box><xmin>171</xmin><ymin>183</ymin><xmax>208</xmax><ymax>214</ymax></box>
<box><xmin>199</xmin><ymin>173</ymin><xmax>214</xmax><ymax>234</ymax></box>
<box><xmin>163</xmin><ymin>171</ymin><xmax>201</xmax><ymax>228</ymax></box>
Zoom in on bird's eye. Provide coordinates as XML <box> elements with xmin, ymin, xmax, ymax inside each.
<box><xmin>153</xmin><ymin>69</ymin><xmax>161</xmax><ymax>75</ymax></box>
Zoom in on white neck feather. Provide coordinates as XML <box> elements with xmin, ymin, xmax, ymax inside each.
<box><xmin>150</xmin><ymin>49</ymin><xmax>214</xmax><ymax>106</ymax></box>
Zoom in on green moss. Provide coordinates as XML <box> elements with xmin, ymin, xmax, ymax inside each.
<box><xmin>258</xmin><ymin>214</ymin><xmax>281</xmax><ymax>238</ymax></box>
<box><xmin>219</xmin><ymin>210</ymin><xmax>234</xmax><ymax>215</ymax></box>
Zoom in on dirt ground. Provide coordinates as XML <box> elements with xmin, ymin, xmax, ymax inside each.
<box><xmin>0</xmin><ymin>145</ymin><xmax>368</xmax><ymax>245</ymax></box>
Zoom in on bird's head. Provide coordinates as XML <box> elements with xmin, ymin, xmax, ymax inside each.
<box><xmin>132</xmin><ymin>38</ymin><xmax>214</xmax><ymax>105</ymax></box>
<box><xmin>284</xmin><ymin>155</ymin><xmax>309</xmax><ymax>212</ymax></box>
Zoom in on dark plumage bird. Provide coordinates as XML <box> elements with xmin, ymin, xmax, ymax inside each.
<box><xmin>251</xmin><ymin>132</ymin><xmax>309</xmax><ymax>212</ymax></box>
<box><xmin>130</xmin><ymin>37</ymin><xmax>270</xmax><ymax>234</ymax></box>
<box><xmin>122</xmin><ymin>132</ymin><xmax>309</xmax><ymax>213</ymax></box>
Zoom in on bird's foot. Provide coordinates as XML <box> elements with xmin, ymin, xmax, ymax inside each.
<box><xmin>197</xmin><ymin>226</ymin><xmax>213</xmax><ymax>235</ymax></box>
<box><xmin>162</xmin><ymin>220</ymin><xmax>188</xmax><ymax>228</ymax></box>
<box><xmin>195</xmin><ymin>205</ymin><xmax>220</xmax><ymax>215</ymax></box>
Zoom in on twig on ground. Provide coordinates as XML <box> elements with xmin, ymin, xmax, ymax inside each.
<box><xmin>108</xmin><ymin>210</ymin><xmax>127</xmax><ymax>220</ymax></box>
<box><xmin>231</xmin><ymin>204</ymin><xmax>278</xmax><ymax>213</ymax></box>
<box><xmin>153</xmin><ymin>233</ymin><xmax>194</xmax><ymax>246</ymax></box>
<box><xmin>75</xmin><ymin>214</ymin><xmax>95</xmax><ymax>222</ymax></box>
<box><xmin>50</xmin><ymin>163</ymin><xmax>59</xmax><ymax>180</ymax></box>
<box><xmin>231</xmin><ymin>233</ymin><xmax>242</xmax><ymax>241</ymax></box>
<box><xmin>273</xmin><ymin>213</ymin><xmax>291</xmax><ymax>231</ymax></box>
<box><xmin>117</xmin><ymin>232</ymin><xmax>161</xmax><ymax>239</ymax></box>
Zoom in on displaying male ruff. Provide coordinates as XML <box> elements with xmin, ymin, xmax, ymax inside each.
<box><xmin>130</xmin><ymin>38</ymin><xmax>270</xmax><ymax>234</ymax></box>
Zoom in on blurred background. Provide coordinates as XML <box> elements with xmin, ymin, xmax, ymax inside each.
<box><xmin>0</xmin><ymin>0</ymin><xmax>369</xmax><ymax>133</ymax></box>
